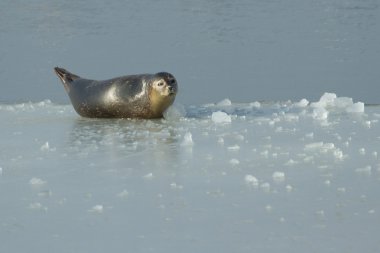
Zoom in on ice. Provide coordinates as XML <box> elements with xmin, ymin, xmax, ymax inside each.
<box><xmin>89</xmin><ymin>205</ymin><xmax>104</xmax><ymax>214</ymax></box>
<box><xmin>29</xmin><ymin>177</ymin><xmax>46</xmax><ymax>186</ymax></box>
<box><xmin>272</xmin><ymin>171</ymin><xmax>285</xmax><ymax>182</ymax></box>
<box><xmin>229</xmin><ymin>158</ymin><xmax>240</xmax><ymax>166</ymax></box>
<box><xmin>143</xmin><ymin>173</ymin><xmax>154</xmax><ymax>180</ymax></box>
<box><xmin>216</xmin><ymin>98</ymin><xmax>232</xmax><ymax>107</ymax></box>
<box><xmin>244</xmin><ymin>175</ymin><xmax>259</xmax><ymax>187</ymax></box>
<box><xmin>181</xmin><ymin>132</ymin><xmax>194</xmax><ymax>146</ymax></box>
<box><xmin>211</xmin><ymin>111</ymin><xmax>231</xmax><ymax>123</ymax></box>
<box><xmin>294</xmin><ymin>98</ymin><xmax>309</xmax><ymax>107</ymax></box>
<box><xmin>117</xmin><ymin>190</ymin><xmax>129</xmax><ymax>199</ymax></box>
<box><xmin>163</xmin><ymin>103</ymin><xmax>186</xmax><ymax>120</ymax></box>
<box><xmin>310</xmin><ymin>92</ymin><xmax>365</xmax><ymax>114</ymax></box>
<box><xmin>1</xmin><ymin>95</ymin><xmax>380</xmax><ymax>253</ymax></box>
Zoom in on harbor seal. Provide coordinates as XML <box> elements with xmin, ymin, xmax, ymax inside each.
<box><xmin>54</xmin><ymin>67</ymin><xmax>178</xmax><ymax>119</ymax></box>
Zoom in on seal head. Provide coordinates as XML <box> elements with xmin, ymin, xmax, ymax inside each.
<box><xmin>54</xmin><ymin>67</ymin><xmax>178</xmax><ymax>119</ymax></box>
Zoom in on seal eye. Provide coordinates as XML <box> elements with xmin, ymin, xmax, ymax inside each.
<box><xmin>157</xmin><ymin>82</ymin><xmax>164</xmax><ymax>87</ymax></box>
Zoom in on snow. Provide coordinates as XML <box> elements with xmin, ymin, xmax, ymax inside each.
<box><xmin>1</xmin><ymin>93</ymin><xmax>380</xmax><ymax>253</ymax></box>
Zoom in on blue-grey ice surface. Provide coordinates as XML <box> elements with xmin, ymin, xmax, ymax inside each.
<box><xmin>1</xmin><ymin>93</ymin><xmax>380</xmax><ymax>253</ymax></box>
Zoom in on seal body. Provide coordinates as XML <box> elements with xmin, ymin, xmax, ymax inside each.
<box><xmin>54</xmin><ymin>67</ymin><xmax>178</xmax><ymax>118</ymax></box>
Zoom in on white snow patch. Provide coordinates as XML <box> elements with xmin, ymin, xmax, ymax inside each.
<box><xmin>211</xmin><ymin>111</ymin><xmax>231</xmax><ymax>124</ymax></box>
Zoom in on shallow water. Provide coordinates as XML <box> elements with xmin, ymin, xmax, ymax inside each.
<box><xmin>0</xmin><ymin>0</ymin><xmax>379</xmax><ymax>104</ymax></box>
<box><xmin>1</xmin><ymin>95</ymin><xmax>380</xmax><ymax>252</ymax></box>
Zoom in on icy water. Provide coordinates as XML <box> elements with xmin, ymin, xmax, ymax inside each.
<box><xmin>0</xmin><ymin>0</ymin><xmax>379</xmax><ymax>104</ymax></box>
<box><xmin>1</xmin><ymin>0</ymin><xmax>380</xmax><ymax>252</ymax></box>
<box><xmin>1</xmin><ymin>94</ymin><xmax>380</xmax><ymax>252</ymax></box>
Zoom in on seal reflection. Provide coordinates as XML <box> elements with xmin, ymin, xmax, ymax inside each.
<box><xmin>67</xmin><ymin>118</ymin><xmax>180</xmax><ymax>171</ymax></box>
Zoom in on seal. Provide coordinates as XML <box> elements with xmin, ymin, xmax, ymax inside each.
<box><xmin>54</xmin><ymin>67</ymin><xmax>178</xmax><ymax>119</ymax></box>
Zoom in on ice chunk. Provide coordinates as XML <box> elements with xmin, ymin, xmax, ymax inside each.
<box><xmin>163</xmin><ymin>103</ymin><xmax>186</xmax><ymax>120</ymax></box>
<box><xmin>310</xmin><ymin>93</ymin><xmax>365</xmax><ymax>114</ymax></box>
<box><xmin>89</xmin><ymin>205</ymin><xmax>104</xmax><ymax>214</ymax></box>
<box><xmin>216</xmin><ymin>98</ymin><xmax>232</xmax><ymax>106</ymax></box>
<box><xmin>272</xmin><ymin>171</ymin><xmax>285</xmax><ymax>182</ymax></box>
<box><xmin>143</xmin><ymin>173</ymin><xmax>154</xmax><ymax>180</ymax></box>
<box><xmin>294</xmin><ymin>98</ymin><xmax>309</xmax><ymax>107</ymax></box>
<box><xmin>337</xmin><ymin>187</ymin><xmax>346</xmax><ymax>193</ymax></box>
<box><xmin>311</xmin><ymin>93</ymin><xmax>337</xmax><ymax>108</ymax></box>
<box><xmin>227</xmin><ymin>145</ymin><xmax>240</xmax><ymax>151</ymax></box>
<box><xmin>212</xmin><ymin>111</ymin><xmax>231</xmax><ymax>123</ymax></box>
<box><xmin>229</xmin><ymin>159</ymin><xmax>240</xmax><ymax>166</ymax></box>
<box><xmin>40</xmin><ymin>142</ymin><xmax>50</xmax><ymax>151</ymax></box>
<box><xmin>250</xmin><ymin>101</ymin><xmax>261</xmax><ymax>108</ymax></box>
<box><xmin>40</xmin><ymin>142</ymin><xmax>56</xmax><ymax>152</ymax></box>
<box><xmin>117</xmin><ymin>190</ymin><xmax>129</xmax><ymax>199</ymax></box>
<box><xmin>244</xmin><ymin>175</ymin><xmax>259</xmax><ymax>187</ymax></box>
<box><xmin>355</xmin><ymin>166</ymin><xmax>372</xmax><ymax>175</ymax></box>
<box><xmin>334</xmin><ymin>97</ymin><xmax>353</xmax><ymax>109</ymax></box>
<box><xmin>346</xmin><ymin>102</ymin><xmax>365</xmax><ymax>113</ymax></box>
<box><xmin>181</xmin><ymin>132</ymin><xmax>194</xmax><ymax>146</ymax></box>
<box><xmin>265</xmin><ymin>205</ymin><xmax>273</xmax><ymax>212</ymax></box>
<box><xmin>170</xmin><ymin>182</ymin><xmax>184</xmax><ymax>190</ymax></box>
<box><xmin>29</xmin><ymin>202</ymin><xmax>47</xmax><ymax>211</ymax></box>
<box><xmin>29</xmin><ymin>177</ymin><xmax>46</xmax><ymax>186</ymax></box>
<box><xmin>312</xmin><ymin>107</ymin><xmax>329</xmax><ymax>120</ymax></box>
<box><xmin>260</xmin><ymin>182</ymin><xmax>271</xmax><ymax>192</ymax></box>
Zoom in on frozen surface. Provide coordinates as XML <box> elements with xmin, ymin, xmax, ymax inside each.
<box><xmin>1</xmin><ymin>94</ymin><xmax>380</xmax><ymax>253</ymax></box>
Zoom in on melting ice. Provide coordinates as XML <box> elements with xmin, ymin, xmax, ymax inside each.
<box><xmin>0</xmin><ymin>93</ymin><xmax>379</xmax><ymax>253</ymax></box>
